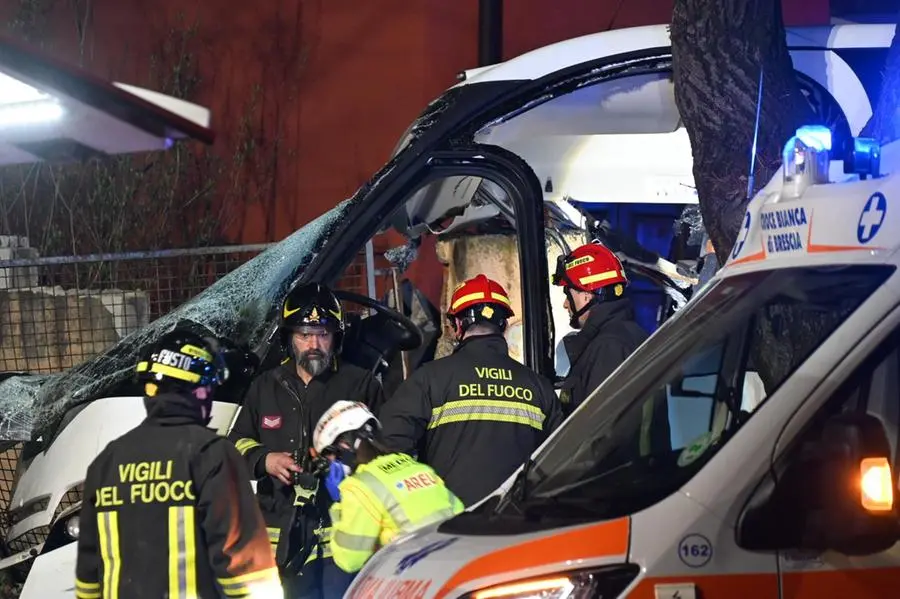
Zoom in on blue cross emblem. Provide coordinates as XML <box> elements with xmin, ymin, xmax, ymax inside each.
<box><xmin>858</xmin><ymin>192</ymin><xmax>887</xmax><ymax>244</ymax></box>
<box><xmin>731</xmin><ymin>212</ymin><xmax>751</xmax><ymax>259</ymax></box>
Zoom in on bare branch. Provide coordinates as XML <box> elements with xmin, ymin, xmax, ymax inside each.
<box><xmin>0</xmin><ymin>8</ymin><xmax>285</xmax><ymax>304</ymax></box>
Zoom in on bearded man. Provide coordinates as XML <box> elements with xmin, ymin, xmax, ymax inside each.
<box><xmin>229</xmin><ymin>282</ymin><xmax>384</xmax><ymax>599</ymax></box>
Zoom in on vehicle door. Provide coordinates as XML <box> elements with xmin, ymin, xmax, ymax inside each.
<box><xmin>302</xmin><ymin>143</ymin><xmax>554</xmax><ymax>378</ymax></box>
<box><xmin>778</xmin><ymin>318</ymin><xmax>900</xmax><ymax>597</ymax></box>
<box><xmin>735</xmin><ymin>303</ymin><xmax>900</xmax><ymax>598</ymax></box>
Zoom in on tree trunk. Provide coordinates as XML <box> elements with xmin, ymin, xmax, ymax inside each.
<box><xmin>671</xmin><ymin>1</ymin><xmax>825</xmax><ymax>398</ymax></box>
<box><xmin>861</xmin><ymin>14</ymin><xmax>900</xmax><ymax>143</ymax></box>
<box><xmin>671</xmin><ymin>0</ymin><xmax>812</xmax><ymax>265</ymax></box>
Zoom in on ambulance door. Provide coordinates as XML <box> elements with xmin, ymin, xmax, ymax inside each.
<box><xmin>779</xmin><ymin>323</ymin><xmax>900</xmax><ymax>598</ymax></box>
<box><xmin>737</xmin><ymin>311</ymin><xmax>900</xmax><ymax>598</ymax></box>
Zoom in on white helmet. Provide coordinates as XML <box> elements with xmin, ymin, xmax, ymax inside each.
<box><xmin>313</xmin><ymin>400</ymin><xmax>379</xmax><ymax>454</ymax></box>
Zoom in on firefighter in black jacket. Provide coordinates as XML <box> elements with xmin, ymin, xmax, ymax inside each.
<box><xmin>552</xmin><ymin>241</ymin><xmax>649</xmax><ymax>415</ymax></box>
<box><xmin>378</xmin><ymin>274</ymin><xmax>563</xmax><ymax>507</ymax></box>
<box><xmin>228</xmin><ymin>282</ymin><xmax>384</xmax><ymax>599</ymax></box>
<box><xmin>75</xmin><ymin>329</ymin><xmax>281</xmax><ymax>599</ymax></box>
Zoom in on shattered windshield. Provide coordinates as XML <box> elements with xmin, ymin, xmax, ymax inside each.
<box><xmin>0</xmin><ymin>201</ymin><xmax>352</xmax><ymax>441</ymax></box>
<box><xmin>500</xmin><ymin>264</ymin><xmax>893</xmax><ymax>520</ymax></box>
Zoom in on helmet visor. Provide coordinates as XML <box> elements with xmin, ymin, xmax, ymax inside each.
<box><xmin>552</xmin><ymin>254</ymin><xmax>576</xmax><ymax>288</ymax></box>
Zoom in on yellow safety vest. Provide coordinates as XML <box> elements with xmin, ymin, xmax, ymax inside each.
<box><xmin>328</xmin><ymin>453</ymin><xmax>464</xmax><ymax>573</ymax></box>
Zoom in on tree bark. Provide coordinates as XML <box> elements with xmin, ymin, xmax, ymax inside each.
<box><xmin>861</xmin><ymin>13</ymin><xmax>900</xmax><ymax>143</ymax></box>
<box><xmin>671</xmin><ymin>1</ymin><xmax>829</xmax><ymax>399</ymax></box>
<box><xmin>671</xmin><ymin>0</ymin><xmax>812</xmax><ymax>265</ymax></box>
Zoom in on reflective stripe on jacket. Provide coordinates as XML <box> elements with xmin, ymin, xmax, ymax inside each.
<box><xmin>378</xmin><ymin>334</ymin><xmax>563</xmax><ymax>506</ymax></box>
<box><xmin>74</xmin><ymin>393</ymin><xmax>281</xmax><ymax>599</ymax></box>
<box><xmin>328</xmin><ymin>453</ymin><xmax>464</xmax><ymax>573</ymax></box>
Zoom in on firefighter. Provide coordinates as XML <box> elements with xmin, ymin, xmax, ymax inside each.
<box><xmin>228</xmin><ymin>282</ymin><xmax>384</xmax><ymax>599</ymax></box>
<box><xmin>311</xmin><ymin>400</ymin><xmax>464</xmax><ymax>576</ymax></box>
<box><xmin>75</xmin><ymin>328</ymin><xmax>281</xmax><ymax>599</ymax></box>
<box><xmin>378</xmin><ymin>274</ymin><xmax>563</xmax><ymax>506</ymax></box>
<box><xmin>552</xmin><ymin>241</ymin><xmax>649</xmax><ymax>415</ymax></box>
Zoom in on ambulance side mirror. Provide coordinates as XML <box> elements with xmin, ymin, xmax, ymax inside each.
<box><xmin>737</xmin><ymin>412</ymin><xmax>900</xmax><ymax>556</ymax></box>
<box><xmin>669</xmin><ymin>373</ymin><xmax>719</xmax><ymax>399</ymax></box>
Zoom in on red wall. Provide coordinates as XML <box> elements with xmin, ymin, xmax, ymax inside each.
<box><xmin>5</xmin><ymin>0</ymin><xmax>829</xmax><ymax>305</ymax></box>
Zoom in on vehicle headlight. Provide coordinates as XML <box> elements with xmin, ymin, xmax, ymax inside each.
<box><xmin>459</xmin><ymin>566</ymin><xmax>638</xmax><ymax>599</ymax></box>
<box><xmin>39</xmin><ymin>504</ymin><xmax>84</xmax><ymax>555</ymax></box>
<box><xmin>65</xmin><ymin>514</ymin><xmax>80</xmax><ymax>539</ymax></box>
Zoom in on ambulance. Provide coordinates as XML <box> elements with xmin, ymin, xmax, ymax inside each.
<box><xmin>3</xmin><ymin>22</ymin><xmax>899</xmax><ymax>598</ymax></box>
<box><xmin>342</xmin><ymin>128</ymin><xmax>900</xmax><ymax>598</ymax></box>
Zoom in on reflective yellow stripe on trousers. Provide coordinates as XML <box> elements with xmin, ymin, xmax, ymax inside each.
<box><xmin>267</xmin><ymin>526</ymin><xmax>280</xmax><ymax>555</ymax></box>
<box><xmin>97</xmin><ymin>511</ymin><xmax>121</xmax><ymax>599</ymax></box>
<box><xmin>168</xmin><ymin>505</ymin><xmax>198</xmax><ymax>599</ymax></box>
<box><xmin>303</xmin><ymin>526</ymin><xmax>334</xmax><ymax>565</ymax></box>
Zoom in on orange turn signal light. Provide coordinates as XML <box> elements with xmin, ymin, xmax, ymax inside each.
<box><xmin>860</xmin><ymin>457</ymin><xmax>894</xmax><ymax>512</ymax></box>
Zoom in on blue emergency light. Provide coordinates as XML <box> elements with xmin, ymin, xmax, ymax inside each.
<box><xmin>795</xmin><ymin>124</ymin><xmax>832</xmax><ymax>152</ymax></box>
<box><xmin>844</xmin><ymin>136</ymin><xmax>881</xmax><ymax>179</ymax></box>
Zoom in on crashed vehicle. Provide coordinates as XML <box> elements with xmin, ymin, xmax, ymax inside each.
<box><xmin>0</xmin><ymin>21</ymin><xmax>895</xmax><ymax>597</ymax></box>
<box><xmin>346</xmin><ymin>124</ymin><xmax>900</xmax><ymax>598</ymax></box>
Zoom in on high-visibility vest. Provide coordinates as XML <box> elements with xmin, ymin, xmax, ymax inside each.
<box><xmin>328</xmin><ymin>453</ymin><xmax>464</xmax><ymax>573</ymax></box>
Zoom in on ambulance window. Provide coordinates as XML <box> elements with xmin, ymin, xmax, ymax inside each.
<box><xmin>799</xmin><ymin>327</ymin><xmax>900</xmax><ymax>468</ymax></box>
<box><xmin>515</xmin><ymin>264</ymin><xmax>894</xmax><ymax>517</ymax></box>
<box><xmin>863</xmin><ymin>343</ymin><xmax>900</xmax><ymax>461</ymax></box>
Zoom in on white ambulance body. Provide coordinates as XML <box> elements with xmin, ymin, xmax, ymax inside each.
<box><xmin>342</xmin><ymin>128</ymin><xmax>900</xmax><ymax>598</ymax></box>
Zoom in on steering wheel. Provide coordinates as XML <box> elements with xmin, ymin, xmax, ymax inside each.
<box><xmin>334</xmin><ymin>289</ymin><xmax>424</xmax><ymax>351</ymax></box>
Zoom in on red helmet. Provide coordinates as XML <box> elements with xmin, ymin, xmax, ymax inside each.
<box><xmin>553</xmin><ymin>242</ymin><xmax>627</xmax><ymax>293</ymax></box>
<box><xmin>447</xmin><ymin>274</ymin><xmax>514</xmax><ymax>329</ymax></box>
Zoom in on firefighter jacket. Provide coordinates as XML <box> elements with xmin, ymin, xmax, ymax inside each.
<box><xmin>228</xmin><ymin>360</ymin><xmax>384</xmax><ymax>567</ymax></box>
<box><xmin>377</xmin><ymin>334</ymin><xmax>563</xmax><ymax>506</ymax></box>
<box><xmin>74</xmin><ymin>392</ymin><xmax>280</xmax><ymax>599</ymax></box>
<box><xmin>328</xmin><ymin>452</ymin><xmax>464</xmax><ymax>573</ymax></box>
<box><xmin>560</xmin><ymin>297</ymin><xmax>649</xmax><ymax>415</ymax></box>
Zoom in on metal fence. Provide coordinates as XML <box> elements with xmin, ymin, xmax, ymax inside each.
<box><xmin>0</xmin><ymin>239</ymin><xmax>379</xmax><ymax>587</ymax></box>
<box><xmin>0</xmin><ymin>242</ymin><xmax>376</xmax><ymax>374</ymax></box>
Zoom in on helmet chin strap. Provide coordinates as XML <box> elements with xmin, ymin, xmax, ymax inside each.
<box><xmin>565</xmin><ymin>287</ymin><xmax>598</xmax><ymax>329</ymax></box>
